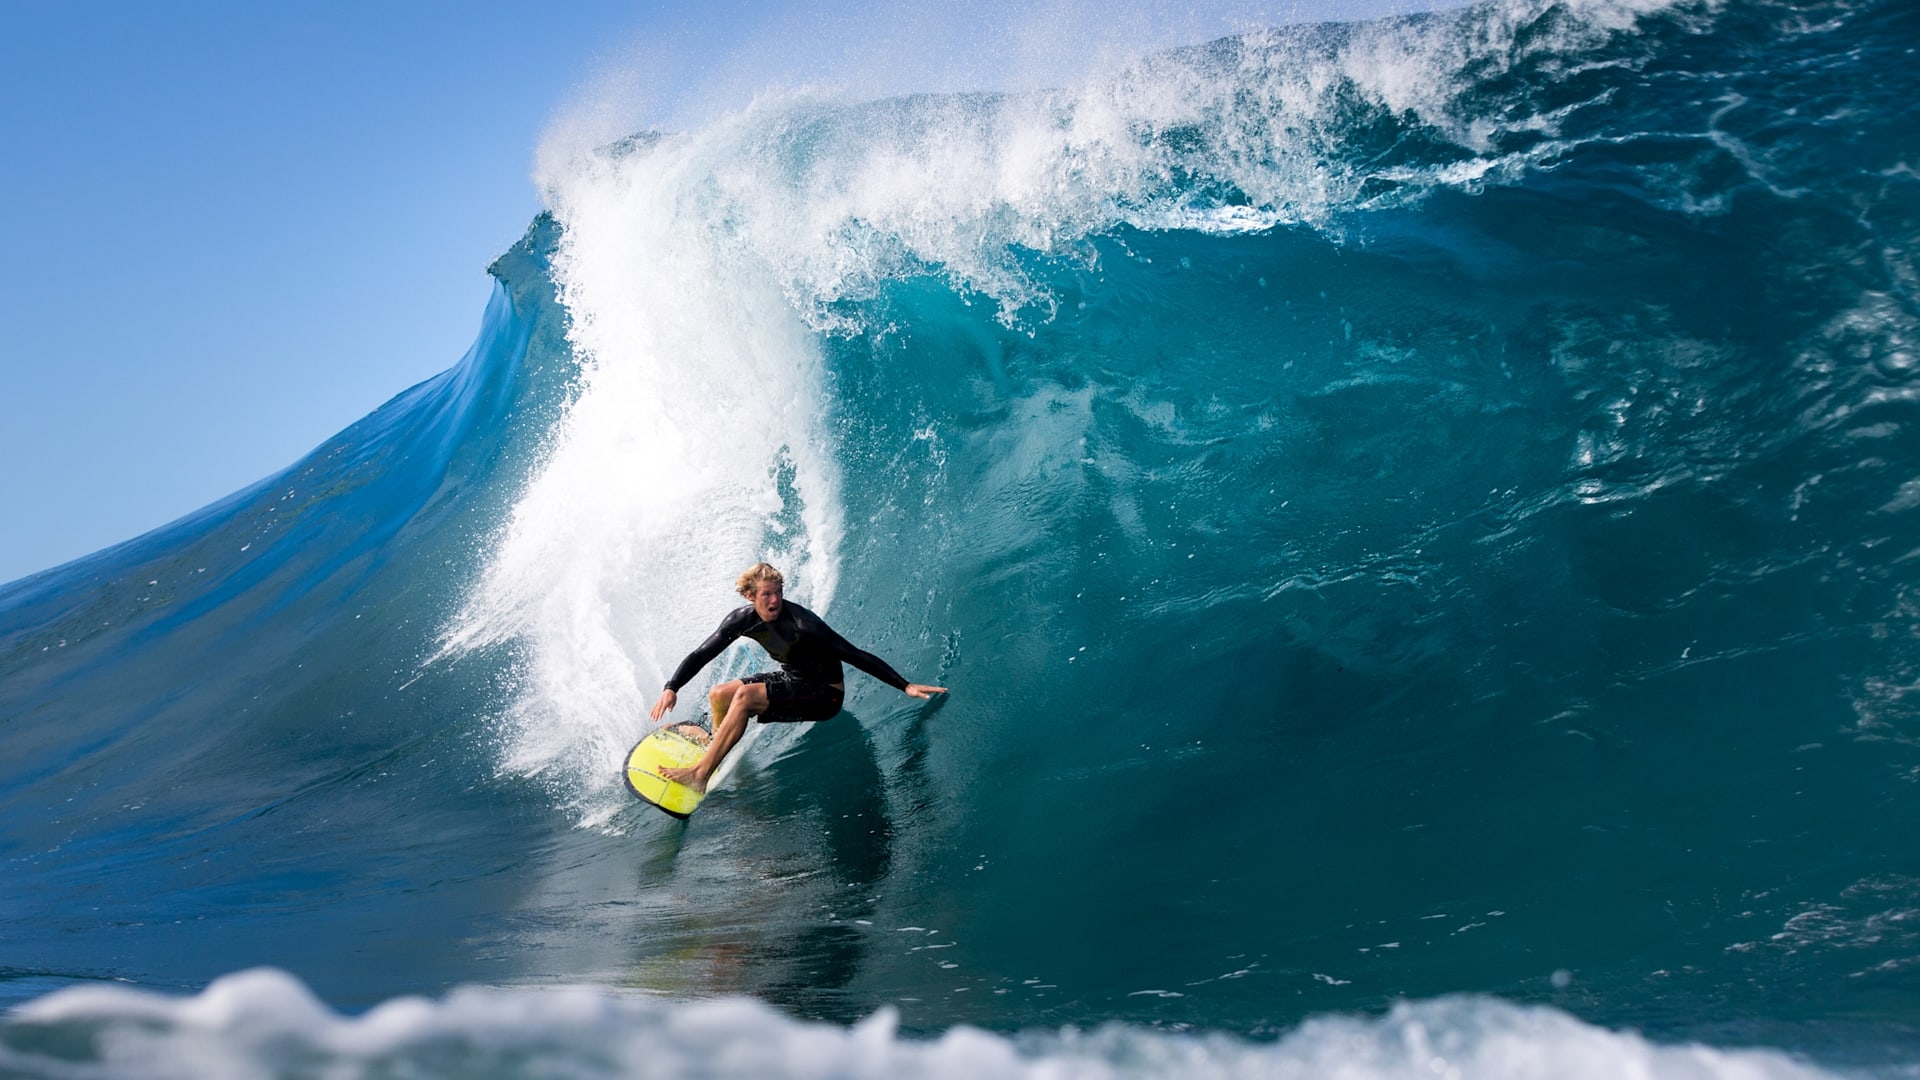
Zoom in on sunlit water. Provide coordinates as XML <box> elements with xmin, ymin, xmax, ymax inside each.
<box><xmin>4</xmin><ymin>0</ymin><xmax>1919</xmax><ymax>1074</ymax></box>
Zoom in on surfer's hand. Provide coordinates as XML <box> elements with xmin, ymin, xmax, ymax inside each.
<box><xmin>650</xmin><ymin>689</ymin><xmax>677</xmax><ymax>720</ymax></box>
<box><xmin>904</xmin><ymin>683</ymin><xmax>947</xmax><ymax>699</ymax></box>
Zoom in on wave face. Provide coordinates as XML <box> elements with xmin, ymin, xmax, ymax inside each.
<box><xmin>5</xmin><ymin>0</ymin><xmax>1920</xmax><ymax>1072</ymax></box>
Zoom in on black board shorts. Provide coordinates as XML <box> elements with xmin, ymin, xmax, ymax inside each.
<box><xmin>743</xmin><ymin>671</ymin><xmax>845</xmax><ymax>724</ymax></box>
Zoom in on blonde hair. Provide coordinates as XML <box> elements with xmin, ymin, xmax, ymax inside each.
<box><xmin>736</xmin><ymin>562</ymin><xmax>785</xmax><ymax>598</ymax></box>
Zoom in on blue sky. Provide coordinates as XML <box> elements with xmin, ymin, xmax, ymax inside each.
<box><xmin>0</xmin><ymin>0</ymin><xmax>1444</xmax><ymax>585</ymax></box>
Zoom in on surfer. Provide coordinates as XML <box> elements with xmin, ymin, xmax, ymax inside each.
<box><xmin>649</xmin><ymin>562</ymin><xmax>947</xmax><ymax>792</ymax></box>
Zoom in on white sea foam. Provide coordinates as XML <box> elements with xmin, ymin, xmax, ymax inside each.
<box><xmin>444</xmin><ymin>103</ymin><xmax>846</xmax><ymax>830</ymax></box>
<box><xmin>534</xmin><ymin>0</ymin><xmax>1709</xmax><ymax>322</ymax></box>
<box><xmin>0</xmin><ymin>969</ymin><xmax>1846</xmax><ymax>1080</ymax></box>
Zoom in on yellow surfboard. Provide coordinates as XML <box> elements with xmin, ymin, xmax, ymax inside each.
<box><xmin>623</xmin><ymin>727</ymin><xmax>708</xmax><ymax>819</ymax></box>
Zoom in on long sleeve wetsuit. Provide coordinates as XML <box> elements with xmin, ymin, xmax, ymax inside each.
<box><xmin>664</xmin><ymin>601</ymin><xmax>909</xmax><ymax>694</ymax></box>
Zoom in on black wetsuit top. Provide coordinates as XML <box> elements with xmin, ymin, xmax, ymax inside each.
<box><xmin>664</xmin><ymin>601</ymin><xmax>909</xmax><ymax>694</ymax></box>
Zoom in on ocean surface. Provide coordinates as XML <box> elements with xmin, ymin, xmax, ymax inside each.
<box><xmin>4</xmin><ymin>0</ymin><xmax>1919</xmax><ymax>1075</ymax></box>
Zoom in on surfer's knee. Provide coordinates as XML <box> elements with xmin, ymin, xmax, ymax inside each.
<box><xmin>738</xmin><ymin>681</ymin><xmax>770</xmax><ymax>713</ymax></box>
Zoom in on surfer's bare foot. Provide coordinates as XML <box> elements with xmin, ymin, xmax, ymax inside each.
<box><xmin>671</xmin><ymin>723</ymin><xmax>711</xmax><ymax>746</ymax></box>
<box><xmin>658</xmin><ymin>764</ymin><xmax>709</xmax><ymax>793</ymax></box>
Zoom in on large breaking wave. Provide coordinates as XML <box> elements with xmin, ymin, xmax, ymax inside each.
<box><xmin>4</xmin><ymin>0</ymin><xmax>1919</xmax><ymax>1073</ymax></box>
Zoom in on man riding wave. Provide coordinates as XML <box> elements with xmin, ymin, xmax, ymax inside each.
<box><xmin>650</xmin><ymin>562</ymin><xmax>947</xmax><ymax>792</ymax></box>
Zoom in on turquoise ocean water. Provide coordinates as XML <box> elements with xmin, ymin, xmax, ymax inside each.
<box><xmin>4</xmin><ymin>0</ymin><xmax>1919</xmax><ymax>1074</ymax></box>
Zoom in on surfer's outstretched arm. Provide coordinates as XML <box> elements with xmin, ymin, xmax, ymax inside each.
<box><xmin>810</xmin><ymin>616</ymin><xmax>948</xmax><ymax>699</ymax></box>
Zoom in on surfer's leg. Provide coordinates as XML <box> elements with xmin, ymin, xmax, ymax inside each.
<box><xmin>661</xmin><ymin>679</ymin><xmax>768</xmax><ymax>792</ymax></box>
<box><xmin>708</xmin><ymin>682</ymin><xmax>737</xmax><ymax>731</ymax></box>
<box><xmin>701</xmin><ymin>681</ymin><xmax>764</xmax><ymax>783</ymax></box>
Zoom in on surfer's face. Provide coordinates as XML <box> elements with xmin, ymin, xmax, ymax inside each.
<box><xmin>751</xmin><ymin>581</ymin><xmax>783</xmax><ymax>622</ymax></box>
